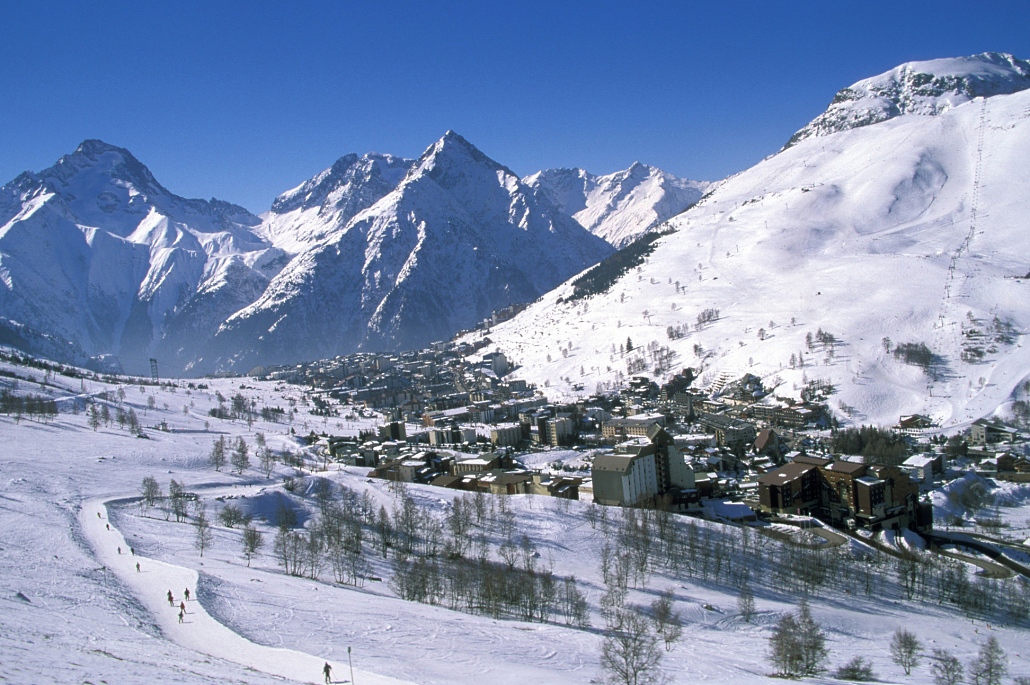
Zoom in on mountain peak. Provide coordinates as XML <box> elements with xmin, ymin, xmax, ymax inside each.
<box><xmin>787</xmin><ymin>52</ymin><xmax>1030</xmax><ymax>147</ymax></box>
<box><xmin>45</xmin><ymin>139</ymin><xmax>167</xmax><ymax>198</ymax></box>
<box><xmin>414</xmin><ymin>131</ymin><xmax>518</xmax><ymax>188</ymax></box>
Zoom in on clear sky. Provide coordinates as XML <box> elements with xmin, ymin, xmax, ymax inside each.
<box><xmin>2</xmin><ymin>0</ymin><xmax>1029</xmax><ymax>213</ymax></box>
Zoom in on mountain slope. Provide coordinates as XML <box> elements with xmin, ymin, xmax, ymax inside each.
<box><xmin>524</xmin><ymin>163</ymin><xmax>709</xmax><ymax>247</ymax></box>
<box><xmin>203</xmin><ymin>132</ymin><xmax>615</xmax><ymax>371</ymax></box>
<box><xmin>0</xmin><ymin>141</ymin><xmax>281</xmax><ymax>374</ymax></box>
<box><xmin>470</xmin><ymin>60</ymin><xmax>1030</xmax><ymax>428</ymax></box>
<box><xmin>259</xmin><ymin>152</ymin><xmax>414</xmax><ymax>254</ymax></box>
<box><xmin>786</xmin><ymin>52</ymin><xmax>1030</xmax><ymax>147</ymax></box>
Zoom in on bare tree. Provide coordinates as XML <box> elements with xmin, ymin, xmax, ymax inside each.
<box><xmin>769</xmin><ymin>612</ymin><xmax>803</xmax><ymax>677</ymax></box>
<box><xmin>835</xmin><ymin>656</ymin><xmax>876</xmax><ymax>681</ymax></box>
<box><xmin>969</xmin><ymin>636</ymin><xmax>1007</xmax><ymax>685</ymax></box>
<box><xmin>259</xmin><ymin>444</ymin><xmax>277</xmax><ymax>479</ymax></box>
<box><xmin>219</xmin><ymin>503</ymin><xmax>250</xmax><ymax>528</ymax></box>
<box><xmin>231</xmin><ymin>436</ymin><xmax>250</xmax><ymax>474</ymax></box>
<box><xmin>140</xmin><ymin>476</ymin><xmax>161</xmax><ymax>516</ymax></box>
<box><xmin>797</xmin><ymin>599</ymin><xmax>828</xmax><ymax>676</ymax></box>
<box><xmin>931</xmin><ymin>649</ymin><xmax>964</xmax><ymax>685</ymax></box>
<box><xmin>169</xmin><ymin>479</ymin><xmax>189</xmax><ymax>522</ymax></box>
<box><xmin>649</xmin><ymin>589</ymin><xmax>682</xmax><ymax>651</ymax></box>
<box><xmin>209</xmin><ymin>436</ymin><xmax>227</xmax><ymax>471</ymax></box>
<box><xmin>737</xmin><ymin>581</ymin><xmax>756</xmax><ymax>623</ymax></box>
<box><xmin>242</xmin><ymin>525</ymin><xmax>263</xmax><ymax>567</ymax></box>
<box><xmin>600</xmin><ymin>609</ymin><xmax>666</xmax><ymax>685</ymax></box>
<box><xmin>193</xmin><ymin>503</ymin><xmax>213</xmax><ymax>557</ymax></box>
<box><xmin>890</xmin><ymin>627</ymin><xmax>922</xmax><ymax>675</ymax></box>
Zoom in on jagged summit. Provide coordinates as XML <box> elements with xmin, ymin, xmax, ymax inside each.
<box><xmin>524</xmin><ymin>163</ymin><xmax>709</xmax><ymax>247</ymax></box>
<box><xmin>210</xmin><ymin>131</ymin><xmax>614</xmax><ymax>369</ymax></box>
<box><xmin>267</xmin><ymin>151</ymin><xmax>412</xmax><ymax>225</ymax></box>
<box><xmin>787</xmin><ymin>52</ymin><xmax>1030</xmax><ymax>146</ymax></box>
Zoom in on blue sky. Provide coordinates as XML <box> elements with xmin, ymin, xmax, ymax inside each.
<box><xmin>2</xmin><ymin>0</ymin><xmax>1029</xmax><ymax>213</ymax></box>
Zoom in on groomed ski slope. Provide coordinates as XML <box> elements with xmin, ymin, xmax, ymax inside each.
<box><xmin>470</xmin><ymin>87</ymin><xmax>1030</xmax><ymax>428</ymax></box>
<box><xmin>2</xmin><ymin>356</ymin><xmax>1029</xmax><ymax>684</ymax></box>
<box><xmin>81</xmin><ymin>495</ymin><xmax>412</xmax><ymax>685</ymax></box>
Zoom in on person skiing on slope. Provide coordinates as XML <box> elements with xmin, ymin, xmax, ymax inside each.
<box><xmin>167</xmin><ymin>590</ymin><xmax>174</xmax><ymax>606</ymax></box>
<box><xmin>323</xmin><ymin>662</ymin><xmax>332</xmax><ymax>684</ymax></box>
<box><xmin>136</xmin><ymin>562</ymin><xmax>140</xmax><ymax>572</ymax></box>
<box><xmin>178</xmin><ymin>609</ymin><xmax>184</xmax><ymax>624</ymax></box>
<box><xmin>180</xmin><ymin>601</ymin><xmax>186</xmax><ymax>615</ymax></box>
<box><xmin>183</xmin><ymin>587</ymin><xmax>190</xmax><ymax>601</ymax></box>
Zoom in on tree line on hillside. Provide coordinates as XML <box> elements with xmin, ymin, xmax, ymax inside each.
<box><xmin>0</xmin><ymin>389</ymin><xmax>58</xmax><ymax>423</ymax></box>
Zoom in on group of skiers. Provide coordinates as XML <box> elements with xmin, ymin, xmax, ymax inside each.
<box><xmin>99</xmin><ymin>509</ymin><xmax>194</xmax><ymax>626</ymax></box>
<box><xmin>99</xmin><ymin>509</ymin><xmax>338</xmax><ymax>684</ymax></box>
<box><xmin>167</xmin><ymin>588</ymin><xmax>191</xmax><ymax>623</ymax></box>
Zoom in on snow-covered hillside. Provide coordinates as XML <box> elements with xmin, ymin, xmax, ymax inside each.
<box><xmin>525</xmin><ymin>163</ymin><xmax>710</xmax><ymax>247</ymax></box>
<box><xmin>205</xmin><ymin>132</ymin><xmax>614</xmax><ymax>371</ymax></box>
<box><xmin>2</xmin><ymin>352</ymin><xmax>1028</xmax><ymax>684</ymax></box>
<box><xmin>468</xmin><ymin>62</ymin><xmax>1030</xmax><ymax>429</ymax></box>
<box><xmin>787</xmin><ymin>52</ymin><xmax>1030</xmax><ymax>147</ymax></box>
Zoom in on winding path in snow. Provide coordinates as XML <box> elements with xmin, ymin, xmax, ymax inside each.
<box><xmin>80</xmin><ymin>496</ymin><xmax>414</xmax><ymax>685</ymax></box>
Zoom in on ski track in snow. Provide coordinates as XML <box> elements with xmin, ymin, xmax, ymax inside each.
<box><xmin>81</xmin><ymin>494</ymin><xmax>414</xmax><ymax>685</ymax></box>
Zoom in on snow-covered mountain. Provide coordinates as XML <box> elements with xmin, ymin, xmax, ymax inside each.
<box><xmin>524</xmin><ymin>163</ymin><xmax>709</xmax><ymax>247</ymax></box>
<box><xmin>204</xmin><ymin>132</ymin><xmax>614</xmax><ymax>371</ymax></box>
<box><xmin>259</xmin><ymin>152</ymin><xmax>414</xmax><ymax>254</ymax></box>
<box><xmin>786</xmin><ymin>52</ymin><xmax>1030</xmax><ymax>147</ymax></box>
<box><xmin>468</xmin><ymin>54</ymin><xmax>1030</xmax><ymax>429</ymax></box>
<box><xmin>0</xmin><ymin>135</ymin><xmax>627</xmax><ymax>374</ymax></box>
<box><xmin>0</xmin><ymin>140</ymin><xmax>283</xmax><ymax>375</ymax></box>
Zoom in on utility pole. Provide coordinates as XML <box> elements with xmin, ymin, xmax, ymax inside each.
<box><xmin>348</xmin><ymin>646</ymin><xmax>354</xmax><ymax>684</ymax></box>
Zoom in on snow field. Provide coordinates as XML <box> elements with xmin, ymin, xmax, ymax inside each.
<box><xmin>1</xmin><ymin>356</ymin><xmax>1029</xmax><ymax>683</ymax></box>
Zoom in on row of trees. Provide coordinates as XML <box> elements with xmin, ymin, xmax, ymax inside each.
<box><xmin>0</xmin><ymin>389</ymin><xmax>58</xmax><ymax>423</ymax></box>
<box><xmin>210</xmin><ymin>433</ymin><xmax>289</xmax><ymax>477</ymax></box>
<box><xmin>582</xmin><ymin>499</ymin><xmax>1029</xmax><ymax>626</ymax></box>
<box><xmin>771</xmin><ymin>615</ymin><xmax>1013</xmax><ymax>685</ymax></box>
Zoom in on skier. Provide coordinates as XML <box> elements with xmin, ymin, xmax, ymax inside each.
<box><xmin>180</xmin><ymin>601</ymin><xmax>186</xmax><ymax>615</ymax></box>
<box><xmin>183</xmin><ymin>587</ymin><xmax>190</xmax><ymax>602</ymax></box>
<box><xmin>167</xmin><ymin>590</ymin><xmax>174</xmax><ymax>606</ymax></box>
<box><xmin>178</xmin><ymin>609</ymin><xmax>184</xmax><ymax>624</ymax></box>
<box><xmin>136</xmin><ymin>562</ymin><xmax>140</xmax><ymax>573</ymax></box>
<box><xmin>323</xmin><ymin>662</ymin><xmax>332</xmax><ymax>684</ymax></box>
<box><xmin>117</xmin><ymin>546</ymin><xmax>121</xmax><ymax>554</ymax></box>
<box><xmin>97</xmin><ymin>512</ymin><xmax>101</xmax><ymax>519</ymax></box>
<box><xmin>106</xmin><ymin>523</ymin><xmax>110</xmax><ymax>531</ymax></box>
<box><xmin>130</xmin><ymin>547</ymin><xmax>134</xmax><ymax>555</ymax></box>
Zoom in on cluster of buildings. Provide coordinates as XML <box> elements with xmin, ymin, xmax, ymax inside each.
<box><xmin>273</xmin><ymin>338</ymin><xmax>1030</xmax><ymax>536</ymax></box>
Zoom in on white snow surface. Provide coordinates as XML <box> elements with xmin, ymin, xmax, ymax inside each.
<box><xmin>466</xmin><ymin>84</ymin><xmax>1030</xmax><ymax>428</ymax></box>
<box><xmin>2</xmin><ymin>356</ymin><xmax>1030</xmax><ymax>683</ymax></box>
<box><xmin>524</xmin><ymin>163</ymin><xmax>710</xmax><ymax>248</ymax></box>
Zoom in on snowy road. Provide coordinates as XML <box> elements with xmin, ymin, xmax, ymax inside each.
<box><xmin>81</xmin><ymin>496</ymin><xmax>414</xmax><ymax>685</ymax></box>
